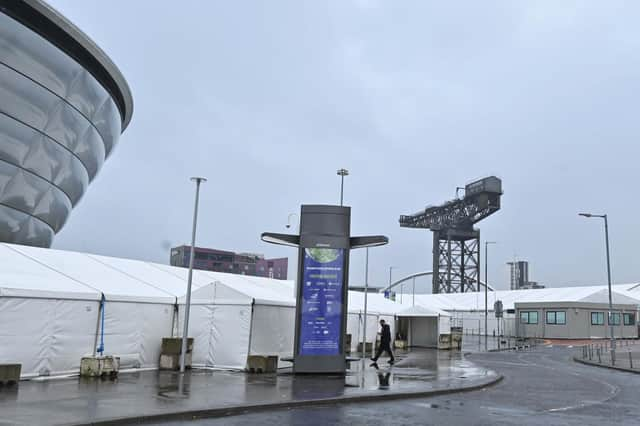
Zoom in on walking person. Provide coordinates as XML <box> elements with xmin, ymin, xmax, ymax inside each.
<box><xmin>371</xmin><ymin>319</ymin><xmax>395</xmax><ymax>365</ymax></box>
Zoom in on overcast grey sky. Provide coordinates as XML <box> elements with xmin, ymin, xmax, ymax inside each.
<box><xmin>49</xmin><ymin>0</ymin><xmax>640</xmax><ymax>291</ymax></box>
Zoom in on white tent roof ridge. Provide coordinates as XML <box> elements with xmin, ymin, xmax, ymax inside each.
<box><xmin>5</xmin><ymin>243</ymin><xmax>101</xmax><ymax>294</ymax></box>
<box><xmin>396</xmin><ymin>305</ymin><xmax>450</xmax><ymax>317</ymax></box>
<box><xmin>405</xmin><ymin>282</ymin><xmax>640</xmax><ymax>313</ymax></box>
<box><xmin>578</xmin><ymin>289</ymin><xmax>640</xmax><ymax>305</ymax></box>
<box><xmin>86</xmin><ymin>253</ymin><xmax>177</xmax><ymax>299</ymax></box>
<box><xmin>145</xmin><ymin>261</ymin><xmax>195</xmax><ymax>286</ymax></box>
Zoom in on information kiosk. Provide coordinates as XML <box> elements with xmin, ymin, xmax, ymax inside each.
<box><xmin>262</xmin><ymin>205</ymin><xmax>387</xmax><ymax>374</ymax></box>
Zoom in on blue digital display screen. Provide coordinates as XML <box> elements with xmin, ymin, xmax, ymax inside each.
<box><xmin>299</xmin><ymin>248</ymin><xmax>345</xmax><ymax>356</ymax></box>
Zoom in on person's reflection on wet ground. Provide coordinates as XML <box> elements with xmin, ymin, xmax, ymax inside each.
<box><xmin>371</xmin><ymin>363</ymin><xmax>391</xmax><ymax>390</ymax></box>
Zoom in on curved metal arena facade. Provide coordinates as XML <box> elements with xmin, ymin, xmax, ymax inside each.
<box><xmin>0</xmin><ymin>0</ymin><xmax>132</xmax><ymax>247</ymax></box>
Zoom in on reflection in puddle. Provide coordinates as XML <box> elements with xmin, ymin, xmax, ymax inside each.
<box><xmin>376</xmin><ymin>371</ymin><xmax>391</xmax><ymax>390</ymax></box>
<box><xmin>156</xmin><ymin>371</ymin><xmax>191</xmax><ymax>399</ymax></box>
<box><xmin>342</xmin><ymin>348</ymin><xmax>487</xmax><ymax>391</ymax></box>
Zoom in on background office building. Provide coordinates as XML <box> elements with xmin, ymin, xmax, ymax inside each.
<box><xmin>508</xmin><ymin>260</ymin><xmax>545</xmax><ymax>290</ymax></box>
<box><xmin>170</xmin><ymin>245</ymin><xmax>288</xmax><ymax>280</ymax></box>
<box><xmin>0</xmin><ymin>0</ymin><xmax>133</xmax><ymax>247</ymax></box>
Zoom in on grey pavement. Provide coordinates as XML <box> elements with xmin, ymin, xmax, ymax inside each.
<box><xmin>173</xmin><ymin>346</ymin><xmax>640</xmax><ymax>426</ymax></box>
<box><xmin>0</xmin><ymin>349</ymin><xmax>498</xmax><ymax>426</ymax></box>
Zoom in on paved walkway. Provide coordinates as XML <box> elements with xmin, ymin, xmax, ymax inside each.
<box><xmin>0</xmin><ymin>349</ymin><xmax>499</xmax><ymax>426</ymax></box>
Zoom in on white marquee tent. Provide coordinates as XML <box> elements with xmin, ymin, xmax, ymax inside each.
<box><xmin>396</xmin><ymin>305</ymin><xmax>451</xmax><ymax>348</ymax></box>
<box><xmin>0</xmin><ymin>243</ymin><xmax>407</xmax><ymax>377</ymax></box>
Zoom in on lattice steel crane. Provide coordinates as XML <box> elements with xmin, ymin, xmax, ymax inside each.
<box><xmin>400</xmin><ymin>176</ymin><xmax>502</xmax><ymax>294</ymax></box>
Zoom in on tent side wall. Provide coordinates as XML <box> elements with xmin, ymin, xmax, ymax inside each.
<box><xmin>177</xmin><ymin>301</ymin><xmax>252</xmax><ymax>370</ymax></box>
<box><xmin>249</xmin><ymin>304</ymin><xmax>295</xmax><ymax>368</ymax></box>
<box><xmin>183</xmin><ymin>304</ymin><xmax>214</xmax><ymax>368</ymax></box>
<box><xmin>102</xmin><ymin>300</ymin><xmax>174</xmax><ymax>369</ymax></box>
<box><xmin>0</xmin><ymin>296</ymin><xmax>98</xmax><ymax>377</ymax></box>
<box><xmin>346</xmin><ymin>312</ymin><xmax>379</xmax><ymax>353</ymax></box>
<box><xmin>211</xmin><ymin>303</ymin><xmax>251</xmax><ymax>369</ymax></box>
<box><xmin>409</xmin><ymin>317</ymin><xmax>438</xmax><ymax>348</ymax></box>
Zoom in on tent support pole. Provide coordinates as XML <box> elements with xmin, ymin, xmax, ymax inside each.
<box><xmin>171</xmin><ymin>298</ymin><xmax>178</xmax><ymax>337</ymax></box>
<box><xmin>92</xmin><ymin>293</ymin><xmax>104</xmax><ymax>357</ymax></box>
<box><xmin>246</xmin><ymin>299</ymin><xmax>255</xmax><ymax>367</ymax></box>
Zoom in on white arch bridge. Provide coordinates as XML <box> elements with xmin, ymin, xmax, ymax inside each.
<box><xmin>380</xmin><ymin>271</ymin><xmax>495</xmax><ymax>295</ymax></box>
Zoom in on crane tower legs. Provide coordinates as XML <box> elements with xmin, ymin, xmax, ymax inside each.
<box><xmin>432</xmin><ymin>229</ymin><xmax>480</xmax><ymax>294</ymax></box>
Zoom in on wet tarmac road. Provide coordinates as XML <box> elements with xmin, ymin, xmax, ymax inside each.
<box><xmin>160</xmin><ymin>346</ymin><xmax>640</xmax><ymax>426</ymax></box>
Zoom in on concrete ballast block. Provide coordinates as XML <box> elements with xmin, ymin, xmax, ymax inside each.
<box><xmin>159</xmin><ymin>353</ymin><xmax>192</xmax><ymax>370</ymax></box>
<box><xmin>246</xmin><ymin>355</ymin><xmax>278</xmax><ymax>373</ymax></box>
<box><xmin>80</xmin><ymin>356</ymin><xmax>120</xmax><ymax>378</ymax></box>
<box><xmin>159</xmin><ymin>337</ymin><xmax>194</xmax><ymax>370</ymax></box>
<box><xmin>161</xmin><ymin>338</ymin><xmax>194</xmax><ymax>355</ymax></box>
<box><xmin>357</xmin><ymin>342</ymin><xmax>374</xmax><ymax>354</ymax></box>
<box><xmin>0</xmin><ymin>364</ymin><xmax>21</xmax><ymax>384</ymax></box>
<box><xmin>394</xmin><ymin>340</ymin><xmax>408</xmax><ymax>349</ymax></box>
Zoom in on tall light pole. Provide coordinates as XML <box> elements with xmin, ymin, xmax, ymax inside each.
<box><xmin>389</xmin><ymin>266</ymin><xmax>397</xmax><ymax>301</ymax></box>
<box><xmin>337</xmin><ymin>168</ymin><xmax>349</xmax><ymax>206</ymax></box>
<box><xmin>180</xmin><ymin>177</ymin><xmax>206</xmax><ymax>374</ymax></box>
<box><xmin>412</xmin><ymin>276</ymin><xmax>416</xmax><ymax>307</ymax></box>
<box><xmin>362</xmin><ymin>247</ymin><xmax>370</xmax><ymax>361</ymax></box>
<box><xmin>484</xmin><ymin>241</ymin><xmax>496</xmax><ymax>349</ymax></box>
<box><xmin>579</xmin><ymin>213</ymin><xmax>615</xmax><ymax>356</ymax></box>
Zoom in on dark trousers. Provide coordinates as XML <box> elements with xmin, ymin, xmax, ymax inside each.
<box><xmin>372</xmin><ymin>342</ymin><xmax>394</xmax><ymax>362</ymax></box>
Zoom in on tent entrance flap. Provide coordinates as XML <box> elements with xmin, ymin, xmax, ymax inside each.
<box><xmin>408</xmin><ymin>317</ymin><xmax>439</xmax><ymax>348</ymax></box>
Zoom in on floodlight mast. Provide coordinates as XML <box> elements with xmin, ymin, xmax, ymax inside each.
<box><xmin>579</xmin><ymin>212</ymin><xmax>615</xmax><ymax>360</ymax></box>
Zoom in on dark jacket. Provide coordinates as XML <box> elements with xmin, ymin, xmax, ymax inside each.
<box><xmin>380</xmin><ymin>324</ymin><xmax>391</xmax><ymax>345</ymax></box>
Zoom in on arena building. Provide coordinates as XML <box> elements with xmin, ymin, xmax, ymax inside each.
<box><xmin>0</xmin><ymin>0</ymin><xmax>132</xmax><ymax>247</ymax></box>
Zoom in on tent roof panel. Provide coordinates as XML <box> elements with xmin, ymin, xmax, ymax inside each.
<box><xmin>0</xmin><ymin>244</ymin><xmax>100</xmax><ymax>299</ymax></box>
<box><xmin>397</xmin><ymin>305</ymin><xmax>449</xmax><ymax>317</ymax></box>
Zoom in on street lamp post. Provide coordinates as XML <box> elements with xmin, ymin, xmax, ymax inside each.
<box><xmin>389</xmin><ymin>266</ymin><xmax>397</xmax><ymax>301</ymax></box>
<box><xmin>484</xmin><ymin>241</ymin><xmax>496</xmax><ymax>350</ymax></box>
<box><xmin>412</xmin><ymin>277</ymin><xmax>416</xmax><ymax>307</ymax></box>
<box><xmin>180</xmin><ymin>177</ymin><xmax>206</xmax><ymax>374</ymax></box>
<box><xmin>362</xmin><ymin>247</ymin><xmax>370</xmax><ymax>361</ymax></box>
<box><xmin>337</xmin><ymin>168</ymin><xmax>349</xmax><ymax>206</ymax></box>
<box><xmin>579</xmin><ymin>213</ymin><xmax>615</xmax><ymax>358</ymax></box>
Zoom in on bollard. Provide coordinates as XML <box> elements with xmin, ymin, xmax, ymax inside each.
<box><xmin>598</xmin><ymin>348</ymin><xmax>602</xmax><ymax>363</ymax></box>
<box><xmin>629</xmin><ymin>351</ymin><xmax>633</xmax><ymax>369</ymax></box>
<box><xmin>612</xmin><ymin>350</ymin><xmax>616</xmax><ymax>366</ymax></box>
<box><xmin>589</xmin><ymin>345</ymin><xmax>592</xmax><ymax>360</ymax></box>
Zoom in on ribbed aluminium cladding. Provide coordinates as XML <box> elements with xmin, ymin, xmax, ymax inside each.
<box><xmin>0</xmin><ymin>5</ymin><xmax>131</xmax><ymax>247</ymax></box>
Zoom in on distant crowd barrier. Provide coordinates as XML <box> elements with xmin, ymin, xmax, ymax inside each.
<box><xmin>576</xmin><ymin>339</ymin><xmax>640</xmax><ymax>372</ymax></box>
